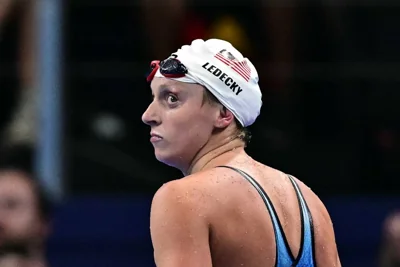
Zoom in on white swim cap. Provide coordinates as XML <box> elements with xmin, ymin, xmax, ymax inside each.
<box><xmin>152</xmin><ymin>39</ymin><xmax>262</xmax><ymax>127</ymax></box>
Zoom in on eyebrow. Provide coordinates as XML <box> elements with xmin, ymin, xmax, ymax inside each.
<box><xmin>159</xmin><ymin>82</ymin><xmax>181</xmax><ymax>93</ymax></box>
<box><xmin>150</xmin><ymin>80</ymin><xmax>182</xmax><ymax>96</ymax></box>
<box><xmin>158</xmin><ymin>83</ymin><xmax>171</xmax><ymax>90</ymax></box>
<box><xmin>151</xmin><ymin>82</ymin><xmax>169</xmax><ymax>93</ymax></box>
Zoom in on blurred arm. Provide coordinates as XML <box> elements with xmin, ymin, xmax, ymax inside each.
<box><xmin>0</xmin><ymin>0</ymin><xmax>14</xmax><ymax>26</ymax></box>
<box><xmin>19</xmin><ymin>0</ymin><xmax>35</xmax><ymax>87</ymax></box>
<box><xmin>1</xmin><ymin>0</ymin><xmax>37</xmax><ymax>145</ymax></box>
<box><xmin>150</xmin><ymin>181</ymin><xmax>212</xmax><ymax>267</ymax></box>
<box><xmin>0</xmin><ymin>0</ymin><xmax>35</xmax><ymax>86</ymax></box>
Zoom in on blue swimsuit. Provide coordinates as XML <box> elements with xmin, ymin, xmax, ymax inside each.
<box><xmin>218</xmin><ymin>166</ymin><xmax>316</xmax><ymax>267</ymax></box>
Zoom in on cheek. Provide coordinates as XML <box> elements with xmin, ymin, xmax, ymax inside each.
<box><xmin>175</xmin><ymin>116</ymin><xmax>212</xmax><ymax>146</ymax></box>
<box><xmin>6</xmin><ymin>210</ymin><xmax>37</xmax><ymax>232</ymax></box>
<box><xmin>154</xmin><ymin>111</ymin><xmax>213</xmax><ymax>165</ymax></box>
<box><xmin>161</xmin><ymin>108</ymin><xmax>214</xmax><ymax>146</ymax></box>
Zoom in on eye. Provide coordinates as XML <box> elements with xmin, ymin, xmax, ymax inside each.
<box><xmin>5</xmin><ymin>199</ymin><xmax>19</xmax><ymax>210</ymax></box>
<box><xmin>167</xmin><ymin>94</ymin><xmax>178</xmax><ymax>104</ymax></box>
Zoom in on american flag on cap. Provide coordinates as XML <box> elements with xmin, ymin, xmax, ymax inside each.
<box><xmin>214</xmin><ymin>49</ymin><xmax>251</xmax><ymax>82</ymax></box>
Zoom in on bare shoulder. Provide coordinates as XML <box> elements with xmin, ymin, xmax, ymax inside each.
<box><xmin>151</xmin><ymin>168</ymin><xmax>236</xmax><ymax>214</ymax></box>
<box><xmin>151</xmin><ymin>172</ymin><xmax>214</xmax><ymax>217</ymax></box>
<box><xmin>290</xmin><ymin>176</ymin><xmax>341</xmax><ymax>266</ymax></box>
<box><xmin>151</xmin><ymin>179</ymin><xmax>198</xmax><ymax>216</ymax></box>
<box><xmin>290</xmin><ymin>176</ymin><xmax>333</xmax><ymax>223</ymax></box>
<box><xmin>152</xmin><ymin>171</ymin><xmax>210</xmax><ymax>201</ymax></box>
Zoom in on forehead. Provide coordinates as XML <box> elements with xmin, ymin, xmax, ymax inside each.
<box><xmin>0</xmin><ymin>171</ymin><xmax>35</xmax><ymax>199</ymax></box>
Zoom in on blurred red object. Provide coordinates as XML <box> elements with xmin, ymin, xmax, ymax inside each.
<box><xmin>180</xmin><ymin>12</ymin><xmax>208</xmax><ymax>44</ymax></box>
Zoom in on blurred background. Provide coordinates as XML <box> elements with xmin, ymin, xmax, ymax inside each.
<box><xmin>0</xmin><ymin>0</ymin><xmax>399</xmax><ymax>266</ymax></box>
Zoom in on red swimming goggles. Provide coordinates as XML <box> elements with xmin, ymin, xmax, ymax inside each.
<box><xmin>146</xmin><ymin>57</ymin><xmax>188</xmax><ymax>82</ymax></box>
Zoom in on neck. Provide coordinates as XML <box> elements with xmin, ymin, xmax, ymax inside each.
<box><xmin>185</xmin><ymin>136</ymin><xmax>245</xmax><ymax>176</ymax></box>
<box><xmin>0</xmin><ymin>255</ymin><xmax>46</xmax><ymax>267</ymax></box>
<box><xmin>0</xmin><ymin>247</ymin><xmax>46</xmax><ymax>267</ymax></box>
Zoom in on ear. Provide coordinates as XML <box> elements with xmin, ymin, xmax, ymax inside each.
<box><xmin>214</xmin><ymin>106</ymin><xmax>235</xmax><ymax>129</ymax></box>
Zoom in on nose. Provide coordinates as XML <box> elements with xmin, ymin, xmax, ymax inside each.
<box><xmin>142</xmin><ymin>101</ymin><xmax>160</xmax><ymax>126</ymax></box>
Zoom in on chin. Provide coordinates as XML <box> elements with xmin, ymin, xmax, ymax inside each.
<box><xmin>154</xmin><ymin>149</ymin><xmax>184</xmax><ymax>169</ymax></box>
<box><xmin>154</xmin><ymin>150</ymin><xmax>173</xmax><ymax>165</ymax></box>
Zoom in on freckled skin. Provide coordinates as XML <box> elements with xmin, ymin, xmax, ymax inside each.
<box><xmin>143</xmin><ymin>78</ymin><xmax>341</xmax><ymax>267</ymax></box>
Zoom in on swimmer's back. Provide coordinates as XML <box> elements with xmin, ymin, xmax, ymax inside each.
<box><xmin>150</xmin><ymin>159</ymin><xmax>341</xmax><ymax>267</ymax></box>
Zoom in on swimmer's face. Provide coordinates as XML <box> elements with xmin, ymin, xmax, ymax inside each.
<box><xmin>142</xmin><ymin>78</ymin><xmax>220</xmax><ymax>169</ymax></box>
<box><xmin>0</xmin><ymin>171</ymin><xmax>47</xmax><ymax>250</ymax></box>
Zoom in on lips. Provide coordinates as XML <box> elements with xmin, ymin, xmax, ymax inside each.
<box><xmin>150</xmin><ymin>132</ymin><xmax>163</xmax><ymax>143</ymax></box>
